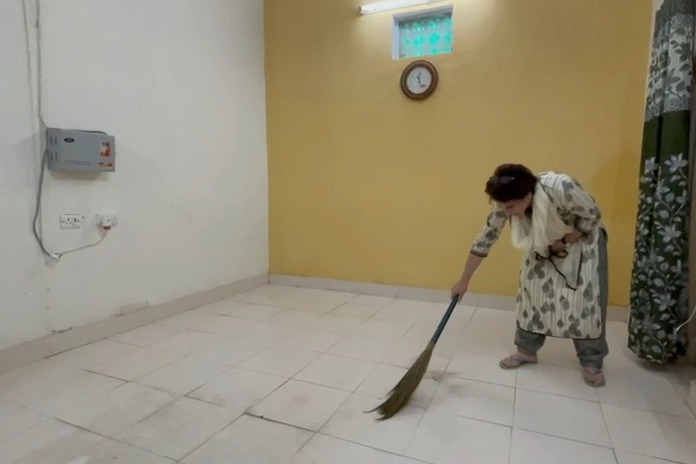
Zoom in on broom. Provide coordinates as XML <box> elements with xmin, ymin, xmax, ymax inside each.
<box><xmin>367</xmin><ymin>294</ymin><xmax>460</xmax><ymax>420</ymax></box>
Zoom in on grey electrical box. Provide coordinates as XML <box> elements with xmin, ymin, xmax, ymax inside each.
<box><xmin>46</xmin><ymin>128</ymin><xmax>115</xmax><ymax>172</ymax></box>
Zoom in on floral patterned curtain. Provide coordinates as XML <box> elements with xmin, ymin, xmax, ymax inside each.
<box><xmin>628</xmin><ymin>0</ymin><xmax>694</xmax><ymax>363</ymax></box>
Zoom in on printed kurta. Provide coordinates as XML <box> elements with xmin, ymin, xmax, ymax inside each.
<box><xmin>471</xmin><ymin>173</ymin><xmax>605</xmax><ymax>339</ymax></box>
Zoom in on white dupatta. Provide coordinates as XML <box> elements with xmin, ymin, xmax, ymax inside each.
<box><xmin>510</xmin><ymin>174</ymin><xmax>582</xmax><ymax>288</ymax></box>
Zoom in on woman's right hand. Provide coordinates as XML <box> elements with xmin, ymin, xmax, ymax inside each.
<box><xmin>450</xmin><ymin>280</ymin><xmax>469</xmax><ymax>302</ymax></box>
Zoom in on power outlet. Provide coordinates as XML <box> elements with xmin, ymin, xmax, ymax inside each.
<box><xmin>96</xmin><ymin>213</ymin><xmax>118</xmax><ymax>230</ymax></box>
<box><xmin>60</xmin><ymin>214</ymin><xmax>85</xmax><ymax>229</ymax></box>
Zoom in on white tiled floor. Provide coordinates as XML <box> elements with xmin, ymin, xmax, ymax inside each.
<box><xmin>1</xmin><ymin>284</ymin><xmax>695</xmax><ymax>463</ymax></box>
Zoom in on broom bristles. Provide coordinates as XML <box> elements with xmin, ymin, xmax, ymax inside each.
<box><xmin>366</xmin><ymin>341</ymin><xmax>435</xmax><ymax>420</ymax></box>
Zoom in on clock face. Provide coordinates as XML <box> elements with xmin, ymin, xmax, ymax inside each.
<box><xmin>400</xmin><ymin>60</ymin><xmax>438</xmax><ymax>100</ymax></box>
<box><xmin>406</xmin><ymin>66</ymin><xmax>433</xmax><ymax>95</ymax></box>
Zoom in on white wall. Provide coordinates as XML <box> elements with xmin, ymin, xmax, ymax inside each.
<box><xmin>0</xmin><ymin>0</ymin><xmax>268</xmax><ymax>351</ymax></box>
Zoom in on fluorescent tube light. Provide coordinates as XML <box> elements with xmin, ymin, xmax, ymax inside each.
<box><xmin>359</xmin><ymin>0</ymin><xmax>447</xmax><ymax>15</ymax></box>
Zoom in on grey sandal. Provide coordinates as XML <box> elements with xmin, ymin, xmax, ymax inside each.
<box><xmin>499</xmin><ymin>353</ymin><xmax>538</xmax><ymax>370</ymax></box>
<box><xmin>582</xmin><ymin>367</ymin><xmax>606</xmax><ymax>387</ymax></box>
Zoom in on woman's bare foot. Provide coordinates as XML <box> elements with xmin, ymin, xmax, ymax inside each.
<box><xmin>499</xmin><ymin>352</ymin><xmax>538</xmax><ymax>369</ymax></box>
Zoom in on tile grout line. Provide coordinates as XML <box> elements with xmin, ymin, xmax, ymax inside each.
<box><xmin>171</xmin><ymin>411</ymin><xmax>243</xmax><ymax>463</ymax></box>
<box><xmin>513</xmin><ymin>424</ymin><xmax>616</xmax><ymax>450</ymax></box>
<box><xmin>50</xmin><ymin>416</ymin><xmax>178</xmax><ymax>463</ymax></box>
<box><xmin>324</xmin><ymin>431</ymin><xmax>437</xmax><ymax>464</ymax></box>
<box><xmin>611</xmin><ymin>447</ymin><xmax>620</xmax><ymax>464</ymax></box>
<box><xmin>318</xmin><ymin>427</ymin><xmax>435</xmax><ymax>464</ymax></box>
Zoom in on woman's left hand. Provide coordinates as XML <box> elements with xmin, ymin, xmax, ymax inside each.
<box><xmin>550</xmin><ymin>231</ymin><xmax>584</xmax><ymax>254</ymax></box>
<box><xmin>550</xmin><ymin>240</ymin><xmax>567</xmax><ymax>254</ymax></box>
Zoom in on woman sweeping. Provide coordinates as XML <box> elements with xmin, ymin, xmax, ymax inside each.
<box><xmin>451</xmin><ymin>164</ymin><xmax>609</xmax><ymax>387</ymax></box>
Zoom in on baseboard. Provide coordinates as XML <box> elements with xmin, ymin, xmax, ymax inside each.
<box><xmin>269</xmin><ymin>274</ymin><xmax>629</xmax><ymax>322</ymax></box>
<box><xmin>270</xmin><ymin>273</ymin><xmax>473</xmax><ymax>305</ymax></box>
<box><xmin>0</xmin><ymin>273</ymin><xmax>630</xmax><ymax>376</ymax></box>
<box><xmin>608</xmin><ymin>306</ymin><xmax>629</xmax><ymax>323</ymax></box>
<box><xmin>0</xmin><ymin>274</ymin><xmax>268</xmax><ymax>375</ymax></box>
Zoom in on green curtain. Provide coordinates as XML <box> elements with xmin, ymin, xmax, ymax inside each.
<box><xmin>628</xmin><ymin>0</ymin><xmax>694</xmax><ymax>363</ymax></box>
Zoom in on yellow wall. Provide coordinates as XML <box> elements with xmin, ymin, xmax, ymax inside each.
<box><xmin>265</xmin><ymin>0</ymin><xmax>653</xmax><ymax>306</ymax></box>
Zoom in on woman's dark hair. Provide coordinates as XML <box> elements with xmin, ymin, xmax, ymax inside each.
<box><xmin>484</xmin><ymin>164</ymin><xmax>538</xmax><ymax>202</ymax></box>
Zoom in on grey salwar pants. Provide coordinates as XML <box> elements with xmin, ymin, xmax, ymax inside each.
<box><xmin>514</xmin><ymin>229</ymin><xmax>609</xmax><ymax>369</ymax></box>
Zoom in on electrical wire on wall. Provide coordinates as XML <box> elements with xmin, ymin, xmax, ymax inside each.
<box><xmin>22</xmin><ymin>0</ymin><xmax>109</xmax><ymax>262</ymax></box>
<box><xmin>22</xmin><ymin>0</ymin><xmax>51</xmax><ymax>259</ymax></box>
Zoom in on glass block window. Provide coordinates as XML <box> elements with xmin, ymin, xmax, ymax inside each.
<box><xmin>394</xmin><ymin>8</ymin><xmax>453</xmax><ymax>59</ymax></box>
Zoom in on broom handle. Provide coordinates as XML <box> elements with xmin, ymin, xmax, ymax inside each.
<box><xmin>430</xmin><ymin>294</ymin><xmax>460</xmax><ymax>345</ymax></box>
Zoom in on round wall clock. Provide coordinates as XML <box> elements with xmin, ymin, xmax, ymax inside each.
<box><xmin>400</xmin><ymin>60</ymin><xmax>438</xmax><ymax>100</ymax></box>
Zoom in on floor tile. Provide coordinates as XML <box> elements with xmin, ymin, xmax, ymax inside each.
<box><xmin>160</xmin><ymin>310</ymin><xmax>259</xmax><ymax>337</ymax></box>
<box><xmin>267</xmin><ymin>289</ymin><xmax>353</xmax><ymax>313</ymax></box>
<box><xmin>405</xmin><ymin>410</ymin><xmax>512</xmax><ymax>464</ymax></box>
<box><xmin>110</xmin><ymin>323</ymin><xmax>182</xmax><ymax>347</ymax></box>
<box><xmin>135</xmin><ymin>353</ymin><xmax>231</xmax><ymax>395</ymax></box>
<box><xmin>291</xmin><ymin>433</ymin><xmax>426</xmax><ymax>464</ymax></box>
<box><xmin>534</xmin><ymin>336</ymin><xmax>583</xmax><ymax>369</ymax></box>
<box><xmin>327</xmin><ymin>334</ymin><xmax>394</xmax><ymax>363</ymax></box>
<box><xmin>0</xmin><ymin>400</ymin><xmax>49</xmax><ymax>442</ymax></box>
<box><xmin>242</xmin><ymin>322</ymin><xmax>302</xmax><ymax>347</ymax></box>
<box><xmin>68</xmin><ymin>439</ymin><xmax>177</xmax><ymax>463</ymax></box>
<box><xmin>187</xmin><ymin>366</ymin><xmax>287</xmax><ymax>414</ymax></box>
<box><xmin>50</xmin><ymin>381</ymin><xmax>176</xmax><ymax>437</ymax></box>
<box><xmin>0</xmin><ymin>419</ymin><xmax>104</xmax><ymax>464</ymax></box>
<box><xmin>48</xmin><ymin>339</ymin><xmax>139</xmax><ymax>368</ymax></box>
<box><xmin>249</xmin><ymin>380</ymin><xmax>349</xmax><ymax>431</ymax></box>
<box><xmin>183</xmin><ymin>414</ymin><xmax>312</xmax><ymax>464</ymax></box>
<box><xmin>446</xmin><ymin>352</ymin><xmax>518</xmax><ymax>387</ymax></box>
<box><xmin>232</xmin><ymin>285</ymin><xmax>295</xmax><ymax>305</ymax></box>
<box><xmin>428</xmin><ymin>376</ymin><xmax>515</xmax><ymax>426</ymax></box>
<box><xmin>191</xmin><ymin>335</ymin><xmax>273</xmax><ymax>366</ymax></box>
<box><xmin>262</xmin><ymin>309</ymin><xmax>322</xmax><ymax>330</ymax></box>
<box><xmin>240</xmin><ymin>344</ymin><xmax>320</xmax><ymax>377</ymax></box>
<box><xmin>331</xmin><ymin>303</ymin><xmax>381</xmax><ymax>319</ymax></box>
<box><xmin>372</xmin><ymin>299</ymin><xmax>452</xmax><ymax>323</ymax></box>
<box><xmin>597</xmin><ymin>366</ymin><xmax>694</xmax><ymax>418</ymax></box>
<box><xmin>294</xmin><ymin>353</ymin><xmax>376</xmax><ymax>391</ymax></box>
<box><xmin>283</xmin><ymin>327</ymin><xmax>344</xmax><ymax>352</ymax></box>
<box><xmin>663</xmin><ymin>364</ymin><xmax>696</xmax><ymax>404</ymax></box>
<box><xmin>452</xmin><ymin>309</ymin><xmax>517</xmax><ymax>357</ymax></box>
<box><xmin>286</xmin><ymin>288</ymin><xmax>356</xmax><ymax>301</ymax></box>
<box><xmin>510</xmin><ymin>428</ymin><xmax>616</xmax><ymax>464</ymax></box>
<box><xmin>148</xmin><ymin>329</ymin><xmax>224</xmax><ymax>355</ymax></box>
<box><xmin>306</xmin><ymin>313</ymin><xmax>366</xmax><ymax>332</ymax></box>
<box><xmin>514</xmin><ymin>389</ymin><xmax>611</xmax><ymax>446</ymax></box>
<box><xmin>348</xmin><ymin>294</ymin><xmax>395</xmax><ymax>307</ymax></box>
<box><xmin>352</xmin><ymin>319</ymin><xmax>415</xmax><ymax>342</ymax></box>
<box><xmin>516</xmin><ymin>363</ymin><xmax>600</xmax><ymax>401</ymax></box>
<box><xmin>118</xmin><ymin>397</ymin><xmax>236</xmax><ymax>461</ymax></box>
<box><xmin>382</xmin><ymin>341</ymin><xmax>450</xmax><ymax>375</ymax></box>
<box><xmin>602</xmin><ymin>403</ymin><xmax>696</xmax><ymax>464</ymax></box>
<box><xmin>196</xmin><ymin>298</ymin><xmax>255</xmax><ymax>315</ymax></box>
<box><xmin>464</xmin><ymin>306</ymin><xmax>517</xmax><ymax>331</ymax></box>
<box><xmin>87</xmin><ymin>347</ymin><xmax>183</xmax><ymax>381</ymax></box>
<box><xmin>356</xmin><ymin>364</ymin><xmax>438</xmax><ymax>409</ymax></box>
<box><xmin>210</xmin><ymin>302</ymin><xmax>284</xmax><ymax>321</ymax></box>
<box><xmin>0</xmin><ymin>360</ymin><xmax>124</xmax><ymax>415</ymax></box>
<box><xmin>396</xmin><ymin>311</ymin><xmax>476</xmax><ymax>360</ymax></box>
<box><xmin>158</xmin><ymin>309</ymin><xmax>225</xmax><ymax>330</ymax></box>
<box><xmin>321</xmin><ymin>392</ymin><xmax>425</xmax><ymax>454</ymax></box>
<box><xmin>614</xmin><ymin>451</ymin><xmax>678</xmax><ymax>464</ymax></box>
